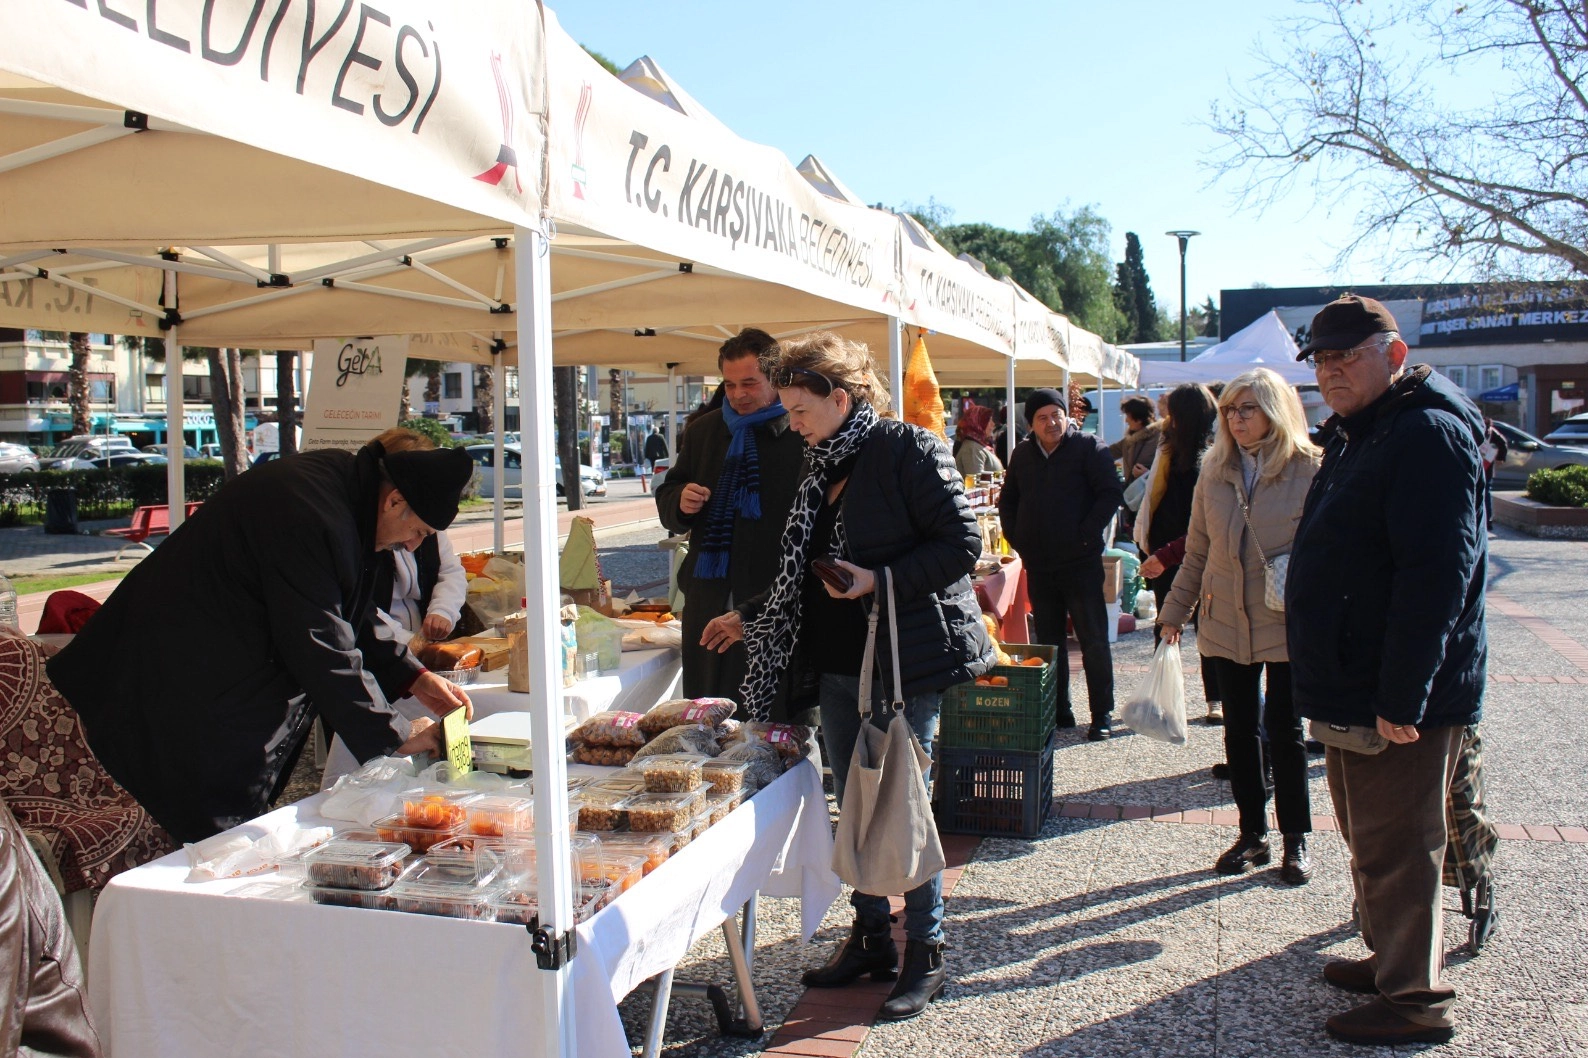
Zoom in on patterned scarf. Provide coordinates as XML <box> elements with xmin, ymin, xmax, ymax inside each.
<box><xmin>692</xmin><ymin>400</ymin><xmax>786</xmax><ymax>580</ymax></box>
<box><xmin>739</xmin><ymin>400</ymin><xmax>879</xmax><ymax>717</ymax></box>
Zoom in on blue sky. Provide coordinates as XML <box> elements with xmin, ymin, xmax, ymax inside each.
<box><xmin>551</xmin><ymin>1</ymin><xmax>1403</xmax><ymax>318</ymax></box>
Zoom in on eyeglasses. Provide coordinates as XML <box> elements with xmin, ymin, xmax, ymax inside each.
<box><xmin>1305</xmin><ymin>336</ymin><xmax>1384</xmax><ymax>370</ymax></box>
<box><xmin>1223</xmin><ymin>403</ymin><xmax>1263</xmax><ymax>420</ymax></box>
<box><xmin>772</xmin><ymin>365</ymin><xmax>837</xmax><ymax>396</ymax></box>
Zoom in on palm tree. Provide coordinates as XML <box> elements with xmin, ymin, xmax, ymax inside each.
<box><xmin>68</xmin><ymin>332</ymin><xmax>91</xmax><ymax>435</ymax></box>
<box><xmin>474</xmin><ymin>364</ymin><xmax>495</xmax><ymax>435</ymax></box>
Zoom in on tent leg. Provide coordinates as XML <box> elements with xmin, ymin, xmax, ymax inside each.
<box><xmin>492</xmin><ymin>345</ymin><xmax>506</xmax><ymax>554</ymax></box>
<box><xmin>888</xmin><ymin>319</ymin><xmax>904</xmax><ymax>413</ymax></box>
<box><xmin>641</xmin><ymin>968</ymin><xmax>676</xmax><ymax>1058</ymax></box>
<box><xmin>665</xmin><ymin>363</ymin><xmax>678</xmax><ymax>460</ymax></box>
<box><xmin>1005</xmin><ymin>358</ymin><xmax>1016</xmax><ymax>451</ymax></box>
<box><xmin>163</xmin><ymin>267</ymin><xmax>185</xmax><ymax>532</ymax></box>
<box><xmin>1095</xmin><ymin>382</ymin><xmax>1105</xmax><ymax>441</ymax></box>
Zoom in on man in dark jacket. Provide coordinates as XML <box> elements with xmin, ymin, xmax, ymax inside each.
<box><xmin>47</xmin><ymin>441</ymin><xmax>476</xmax><ymax>843</ymax></box>
<box><xmin>656</xmin><ymin>329</ymin><xmax>804</xmax><ymax>709</ymax></box>
<box><xmin>1287</xmin><ymin>295</ymin><xmax>1486</xmax><ymax>1047</ymax></box>
<box><xmin>643</xmin><ymin>427</ymin><xmax>669</xmax><ymax>467</ymax></box>
<box><xmin>998</xmin><ymin>388</ymin><xmax>1124</xmax><ymax>740</ymax></box>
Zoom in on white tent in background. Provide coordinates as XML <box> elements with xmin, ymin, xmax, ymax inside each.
<box><xmin>1137</xmin><ymin>310</ymin><xmax>1312</xmax><ymax>387</ymax></box>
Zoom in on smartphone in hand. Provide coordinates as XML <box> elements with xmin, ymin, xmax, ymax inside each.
<box><xmin>810</xmin><ymin>557</ymin><xmax>855</xmax><ymax>593</ymax></box>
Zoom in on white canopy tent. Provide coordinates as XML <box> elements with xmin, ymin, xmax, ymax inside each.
<box><xmin>1137</xmin><ymin>310</ymin><xmax>1310</xmax><ymax>387</ymax></box>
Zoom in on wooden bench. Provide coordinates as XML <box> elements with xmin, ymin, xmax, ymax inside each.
<box><xmin>104</xmin><ymin>502</ymin><xmax>200</xmax><ymax>558</ymax></box>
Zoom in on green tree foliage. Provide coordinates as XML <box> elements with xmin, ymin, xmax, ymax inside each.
<box><xmin>1200</xmin><ymin>296</ymin><xmax>1221</xmax><ymax>337</ymax></box>
<box><xmin>398</xmin><ymin>418</ymin><xmax>456</xmax><ymax>448</ymax></box>
<box><xmin>582</xmin><ymin>46</ymin><xmax>621</xmax><ymax>76</ymax></box>
<box><xmin>1112</xmin><ymin>233</ymin><xmax>1162</xmax><ymax>343</ymax></box>
<box><xmin>917</xmin><ymin>204</ymin><xmax>1128</xmax><ymax>341</ymax></box>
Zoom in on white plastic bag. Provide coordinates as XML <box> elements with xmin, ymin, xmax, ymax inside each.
<box><xmin>1122</xmin><ymin>641</ymin><xmax>1188</xmax><ymax>746</ymax></box>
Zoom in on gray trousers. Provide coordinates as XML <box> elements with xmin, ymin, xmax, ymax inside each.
<box><xmin>1326</xmin><ymin>725</ymin><xmax>1464</xmax><ymax>1028</ymax></box>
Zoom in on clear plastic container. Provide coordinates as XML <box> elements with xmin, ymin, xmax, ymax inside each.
<box><xmin>490</xmin><ymin>888</ymin><xmax>539</xmax><ymax>927</ymax></box>
<box><xmin>634</xmin><ymin>754</ymin><xmax>706</xmax><ymax>793</ymax></box>
<box><xmin>373</xmin><ymin>814</ymin><xmax>464</xmax><ymax>853</ymax></box>
<box><xmin>574</xmin><ymin>790</ymin><xmax>630</xmax><ymax>832</ymax></box>
<box><xmin>701</xmin><ymin>759</ymin><xmax>750</xmax><ymax>795</ymax></box>
<box><xmin>594</xmin><ymin>833</ymin><xmax>670</xmax><ymax>875</ymax></box>
<box><xmin>705</xmin><ymin>791</ymin><xmax>743</xmax><ymax>826</ymax></box>
<box><xmin>304</xmin><ymin>882</ymin><xmax>398</xmax><ymax>910</ymax></box>
<box><xmin>303</xmin><ymin>840</ymin><xmax>411</xmax><ymax>891</ymax></box>
<box><xmin>687</xmin><ymin>810</ymin><xmax>712</xmax><ymax>841</ymax></box>
<box><xmin>400</xmin><ymin>788</ymin><xmax>479</xmax><ymax>829</ymax></box>
<box><xmin>465</xmin><ymin>795</ymin><xmax>534</xmax><ymax>837</ymax></box>
<box><xmin>624</xmin><ymin>790</ymin><xmax>704</xmax><ymax>833</ymax></box>
<box><xmin>390</xmin><ymin>879</ymin><xmax>498</xmax><ymax>921</ymax></box>
<box><xmin>590</xmin><ymin>773</ymin><xmax>647</xmax><ymax>795</ymax></box>
<box><xmin>419</xmin><ymin>840</ymin><xmax>506</xmax><ymax>886</ymax></box>
<box><xmin>578</xmin><ymin>880</ymin><xmax>615</xmax><ymax>920</ymax></box>
<box><xmin>596</xmin><ymin>852</ymin><xmax>646</xmax><ymax>894</ymax></box>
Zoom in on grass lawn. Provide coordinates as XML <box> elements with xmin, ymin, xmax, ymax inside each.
<box><xmin>9</xmin><ymin>570</ymin><xmax>129</xmax><ymax>595</ymax></box>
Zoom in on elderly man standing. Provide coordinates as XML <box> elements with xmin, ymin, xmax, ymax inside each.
<box><xmin>998</xmin><ymin>387</ymin><xmax>1124</xmax><ymax>740</ymax></box>
<box><xmin>1288</xmin><ymin>295</ymin><xmax>1486</xmax><ymax>1046</ymax></box>
<box><xmin>656</xmin><ymin>328</ymin><xmax>804</xmax><ymax>711</ymax></box>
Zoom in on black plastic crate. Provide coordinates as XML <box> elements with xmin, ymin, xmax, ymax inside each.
<box><xmin>933</xmin><ymin>731</ymin><xmax>1056</xmax><ymax>839</ymax></box>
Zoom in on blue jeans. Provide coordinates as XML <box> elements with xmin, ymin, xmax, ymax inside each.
<box><xmin>818</xmin><ymin>673</ymin><xmax>945</xmax><ymax>944</ymax></box>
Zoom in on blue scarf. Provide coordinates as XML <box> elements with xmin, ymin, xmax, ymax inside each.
<box><xmin>692</xmin><ymin>400</ymin><xmax>785</xmax><ymax>580</ymax></box>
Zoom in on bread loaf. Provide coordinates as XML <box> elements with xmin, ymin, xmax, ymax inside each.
<box><xmin>418</xmin><ymin>641</ymin><xmax>485</xmax><ymax>671</ymax></box>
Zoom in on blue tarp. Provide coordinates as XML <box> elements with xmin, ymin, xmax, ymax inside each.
<box><xmin>1479</xmin><ymin>383</ymin><xmax>1520</xmax><ymax>402</ymax></box>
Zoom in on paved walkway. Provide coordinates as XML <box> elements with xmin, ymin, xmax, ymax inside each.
<box><xmin>610</xmin><ymin>526</ymin><xmax>1588</xmax><ymax>1058</ymax></box>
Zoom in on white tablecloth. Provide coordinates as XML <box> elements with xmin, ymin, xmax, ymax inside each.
<box><xmin>321</xmin><ymin>647</ymin><xmax>682</xmax><ymax>786</ymax></box>
<box><xmin>87</xmin><ymin>760</ymin><xmax>838</xmax><ymax>1058</ymax></box>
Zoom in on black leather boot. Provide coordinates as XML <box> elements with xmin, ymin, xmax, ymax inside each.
<box><xmin>877</xmin><ymin>939</ymin><xmax>947</xmax><ymax>1021</ymax></box>
<box><xmin>1280</xmin><ymin>833</ymin><xmax>1313</xmax><ymax>885</ymax></box>
<box><xmin>1215</xmin><ymin>833</ymin><xmax>1271</xmax><ymax>875</ymax></box>
<box><xmin>800</xmin><ymin>919</ymin><xmax>898</xmax><ymax>987</ymax></box>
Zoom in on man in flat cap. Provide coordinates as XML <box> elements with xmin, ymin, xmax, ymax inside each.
<box><xmin>1287</xmin><ymin>294</ymin><xmax>1487</xmax><ymax>1045</ymax></box>
<box><xmin>998</xmin><ymin>387</ymin><xmax>1125</xmax><ymax>740</ymax></box>
<box><xmin>48</xmin><ymin>438</ymin><xmax>477</xmax><ymax>842</ymax></box>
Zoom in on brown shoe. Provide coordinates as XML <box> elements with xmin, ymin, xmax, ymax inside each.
<box><xmin>1326</xmin><ymin>998</ymin><xmax>1454</xmax><ymax>1045</ymax></box>
<box><xmin>1322</xmin><ymin>956</ymin><xmax>1376</xmax><ymax>995</ymax></box>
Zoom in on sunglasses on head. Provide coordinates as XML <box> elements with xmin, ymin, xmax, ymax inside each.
<box><xmin>772</xmin><ymin>365</ymin><xmax>838</xmax><ymax>397</ymax></box>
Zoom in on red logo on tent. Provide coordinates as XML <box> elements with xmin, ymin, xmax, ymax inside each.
<box><xmin>475</xmin><ymin>53</ymin><xmax>524</xmax><ymax>195</ymax></box>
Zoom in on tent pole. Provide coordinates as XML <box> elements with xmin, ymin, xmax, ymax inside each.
<box><xmin>163</xmin><ymin>266</ymin><xmax>185</xmax><ymax>531</ymax></box>
<box><xmin>1004</xmin><ymin>356</ymin><xmax>1016</xmax><ymax>454</ymax></box>
<box><xmin>1095</xmin><ymin>380</ymin><xmax>1105</xmax><ymax>442</ymax></box>
<box><xmin>888</xmin><ymin>318</ymin><xmax>904</xmax><ymax>413</ymax></box>
<box><xmin>493</xmin><ymin>344</ymin><xmax>506</xmax><ymax>554</ymax></box>
<box><xmin>666</xmin><ymin>363</ymin><xmax>678</xmax><ymax>458</ymax></box>
<box><xmin>513</xmin><ymin>226</ymin><xmax>578</xmax><ymax>1058</ymax></box>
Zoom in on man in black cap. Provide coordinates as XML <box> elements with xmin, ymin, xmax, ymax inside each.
<box><xmin>48</xmin><ymin>439</ymin><xmax>478</xmax><ymax>842</ymax></box>
<box><xmin>1287</xmin><ymin>294</ymin><xmax>1486</xmax><ymax>1045</ymax></box>
<box><xmin>998</xmin><ymin>387</ymin><xmax>1124</xmax><ymax>740</ymax></box>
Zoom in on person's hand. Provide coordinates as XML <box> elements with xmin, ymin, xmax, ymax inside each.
<box><xmin>421</xmin><ymin>613</ymin><xmax>454</xmax><ymax>640</ymax></box>
<box><xmin>1160</xmin><ymin>624</ymin><xmax>1182</xmax><ymax>645</ymax></box>
<box><xmin>1140</xmin><ymin>555</ymin><xmax>1165</xmax><ymax>579</ymax></box>
<box><xmin>679</xmin><ymin>483</ymin><xmax>712</xmax><ymax>516</ymax></box>
<box><xmin>1132</xmin><ymin>463</ymin><xmax>1149</xmax><ymax>478</ymax></box>
<box><xmin>823</xmin><ymin>559</ymin><xmax>876</xmax><ymax>600</ymax></box>
<box><xmin>396</xmin><ymin>715</ymin><xmax>443</xmax><ymax>757</ymax></box>
<box><xmin>412</xmin><ymin>670</ymin><xmax>474</xmax><ymax>720</ymax></box>
<box><xmin>1377</xmin><ymin>716</ymin><xmax>1420</xmax><ymax>744</ymax></box>
<box><xmin>700</xmin><ymin>611</ymin><xmax>744</xmax><ymax>653</ymax></box>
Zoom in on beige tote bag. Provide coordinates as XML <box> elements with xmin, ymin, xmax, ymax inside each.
<box><xmin>831</xmin><ymin>569</ymin><xmax>947</xmax><ymax>896</ymax></box>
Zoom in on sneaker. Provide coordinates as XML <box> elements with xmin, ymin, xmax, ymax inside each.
<box><xmin>1204</xmin><ymin>700</ymin><xmax>1224</xmax><ymax>725</ymax></box>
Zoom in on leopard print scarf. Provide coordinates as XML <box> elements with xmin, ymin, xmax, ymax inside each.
<box><xmin>738</xmin><ymin>400</ymin><xmax>879</xmax><ymax>718</ymax></box>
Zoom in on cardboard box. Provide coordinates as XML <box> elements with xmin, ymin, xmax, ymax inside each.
<box><xmin>1101</xmin><ymin>556</ymin><xmax>1123</xmax><ymax>604</ymax></box>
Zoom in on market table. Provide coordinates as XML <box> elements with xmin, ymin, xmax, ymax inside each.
<box><xmin>87</xmin><ymin>759</ymin><xmax>838</xmax><ymax>1058</ymax></box>
<box><xmin>974</xmin><ymin>554</ymin><xmax>1031</xmax><ymax>637</ymax></box>
<box><xmin>321</xmin><ymin>646</ymin><xmax>682</xmax><ymax>786</ymax></box>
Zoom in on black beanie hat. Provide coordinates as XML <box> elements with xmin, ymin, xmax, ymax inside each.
<box><xmin>383</xmin><ymin>447</ymin><xmax>474</xmax><ymax>530</ymax></box>
<box><xmin>1024</xmin><ymin>387</ymin><xmax>1066</xmax><ymax>425</ymax></box>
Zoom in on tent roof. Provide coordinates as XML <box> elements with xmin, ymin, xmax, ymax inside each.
<box><xmin>1138</xmin><ymin>311</ymin><xmax>1311</xmax><ymax>386</ymax></box>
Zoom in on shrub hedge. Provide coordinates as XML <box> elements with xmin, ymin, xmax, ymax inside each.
<box><xmin>1525</xmin><ymin>465</ymin><xmax>1588</xmax><ymax>508</ymax></box>
<box><xmin>0</xmin><ymin>462</ymin><xmax>228</xmax><ymax>526</ymax></box>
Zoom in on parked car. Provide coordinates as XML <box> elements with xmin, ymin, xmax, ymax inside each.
<box><xmin>142</xmin><ymin>443</ymin><xmax>203</xmax><ymax>460</ymax></box>
<box><xmin>44</xmin><ymin>436</ymin><xmax>136</xmax><ymax>469</ymax></box>
<box><xmin>463</xmin><ymin>443</ymin><xmax>606</xmax><ymax>499</ymax></box>
<box><xmin>0</xmin><ymin>442</ymin><xmax>40</xmax><ymax>473</ymax></box>
<box><xmin>1542</xmin><ymin>413</ymin><xmax>1588</xmax><ymax>447</ymax></box>
<box><xmin>1489</xmin><ymin>421</ymin><xmax>1588</xmax><ymax>488</ymax></box>
<box><xmin>88</xmin><ymin>453</ymin><xmax>167</xmax><ymax>470</ymax></box>
<box><xmin>199</xmin><ymin>443</ymin><xmax>223</xmax><ymax>458</ymax></box>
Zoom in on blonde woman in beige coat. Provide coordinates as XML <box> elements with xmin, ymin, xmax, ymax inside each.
<box><xmin>1160</xmin><ymin>368</ymin><xmax>1321</xmax><ymax>885</ymax></box>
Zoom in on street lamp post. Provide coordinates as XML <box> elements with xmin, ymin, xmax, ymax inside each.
<box><xmin>1165</xmin><ymin>230</ymin><xmax>1200</xmax><ymax>362</ymax></box>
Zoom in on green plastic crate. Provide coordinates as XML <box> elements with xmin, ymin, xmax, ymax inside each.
<box><xmin>940</xmin><ymin>643</ymin><xmax>1058</xmax><ymax>752</ymax></box>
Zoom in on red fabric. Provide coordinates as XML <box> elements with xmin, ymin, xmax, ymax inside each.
<box><xmin>0</xmin><ymin>634</ymin><xmax>175</xmax><ymax>892</ymax></box>
<box><xmin>973</xmin><ymin>557</ymin><xmax>1033</xmax><ymax>642</ymax></box>
<box><xmin>36</xmin><ymin>591</ymin><xmax>101</xmax><ymax>635</ymax></box>
<box><xmin>1152</xmin><ymin>536</ymin><xmax>1187</xmax><ymax>570</ymax></box>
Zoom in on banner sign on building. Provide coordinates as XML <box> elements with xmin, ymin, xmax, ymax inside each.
<box><xmin>303</xmin><ymin>336</ymin><xmax>408</xmax><ymax>451</ymax></box>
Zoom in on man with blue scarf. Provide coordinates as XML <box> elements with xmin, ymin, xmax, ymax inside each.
<box><xmin>657</xmin><ymin>329</ymin><xmax>805</xmax><ymax>712</ymax></box>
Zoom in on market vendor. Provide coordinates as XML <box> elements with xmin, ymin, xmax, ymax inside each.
<box><xmin>47</xmin><ymin>439</ymin><xmax>476</xmax><ymax>844</ymax></box>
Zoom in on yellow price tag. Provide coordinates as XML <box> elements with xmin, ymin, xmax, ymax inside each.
<box><xmin>440</xmin><ymin>706</ymin><xmax>472</xmax><ymax>777</ymax></box>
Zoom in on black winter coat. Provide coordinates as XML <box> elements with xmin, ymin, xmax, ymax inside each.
<box><xmin>48</xmin><ymin>448</ymin><xmax>419</xmax><ymax>842</ymax></box>
<box><xmin>743</xmin><ymin>418</ymin><xmax>995</xmax><ymax>699</ymax></box>
<box><xmin>1287</xmin><ymin>366</ymin><xmax>1487</xmax><ymax>729</ymax></box>
<box><xmin>999</xmin><ymin>428</ymin><xmax>1124</xmax><ymax>571</ymax></box>
<box><xmin>655</xmin><ymin>407</ymin><xmax>804</xmax><ymax>704</ymax></box>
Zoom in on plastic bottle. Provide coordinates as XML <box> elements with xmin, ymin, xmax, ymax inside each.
<box><xmin>0</xmin><ymin>573</ymin><xmax>17</xmax><ymax>631</ymax></box>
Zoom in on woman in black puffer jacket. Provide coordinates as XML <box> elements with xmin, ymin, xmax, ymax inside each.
<box><xmin>701</xmin><ymin>331</ymin><xmax>993</xmax><ymax>1023</ymax></box>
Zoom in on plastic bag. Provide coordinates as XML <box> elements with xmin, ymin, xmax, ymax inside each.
<box><xmin>727</xmin><ymin>721</ymin><xmax>817</xmax><ymax>765</ymax></box>
<box><xmin>632</xmin><ymin>724</ymin><xmax>721</xmax><ymax>760</ymax></box>
<box><xmin>319</xmin><ymin>756</ymin><xmax>421</xmax><ymax>825</ymax></box>
<box><xmin>715</xmin><ymin>740</ymin><xmax>784</xmax><ymax>794</ymax></box>
<box><xmin>1122</xmin><ymin>642</ymin><xmax>1187</xmax><ymax>746</ymax></box>
<box><xmin>575</xmin><ymin>606</ymin><xmax>624</xmax><ymax>672</ymax></box>
<box><xmin>638</xmin><ymin>697</ymin><xmax>738</xmax><ymax>737</ymax></box>
<box><xmin>464</xmin><ymin>555</ymin><xmax>526</xmax><ymax>628</ymax></box>
<box><xmin>571</xmin><ymin>710</ymin><xmax>648</xmax><ymax>747</ymax></box>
